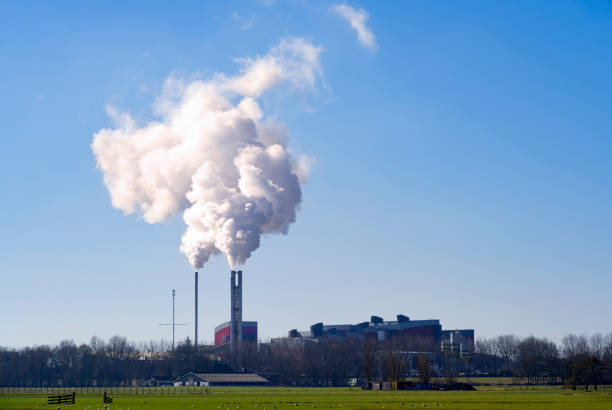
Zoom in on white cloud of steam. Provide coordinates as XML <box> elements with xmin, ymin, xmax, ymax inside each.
<box><xmin>332</xmin><ymin>4</ymin><xmax>376</xmax><ymax>50</ymax></box>
<box><xmin>92</xmin><ymin>37</ymin><xmax>321</xmax><ymax>269</ymax></box>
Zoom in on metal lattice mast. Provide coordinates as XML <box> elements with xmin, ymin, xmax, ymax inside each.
<box><xmin>158</xmin><ymin>289</ymin><xmax>187</xmax><ymax>351</ymax></box>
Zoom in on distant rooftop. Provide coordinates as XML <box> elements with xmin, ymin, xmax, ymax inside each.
<box><xmin>214</xmin><ymin>321</ymin><xmax>258</xmax><ymax>332</ymax></box>
<box><xmin>192</xmin><ymin>373</ymin><xmax>268</xmax><ymax>383</ymax></box>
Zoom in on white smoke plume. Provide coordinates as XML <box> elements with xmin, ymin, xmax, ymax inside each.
<box><xmin>92</xmin><ymin>37</ymin><xmax>321</xmax><ymax>269</ymax></box>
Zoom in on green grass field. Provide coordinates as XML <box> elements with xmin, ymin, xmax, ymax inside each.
<box><xmin>1</xmin><ymin>387</ymin><xmax>612</xmax><ymax>410</ymax></box>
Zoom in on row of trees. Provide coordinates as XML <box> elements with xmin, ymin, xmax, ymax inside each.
<box><xmin>473</xmin><ymin>333</ymin><xmax>612</xmax><ymax>389</ymax></box>
<box><xmin>221</xmin><ymin>332</ymin><xmax>612</xmax><ymax>388</ymax></box>
<box><xmin>0</xmin><ymin>336</ymin><xmax>229</xmax><ymax>387</ymax></box>
<box><xmin>1</xmin><ymin>332</ymin><xmax>611</xmax><ymax>388</ymax></box>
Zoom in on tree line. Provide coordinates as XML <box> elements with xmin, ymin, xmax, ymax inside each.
<box><xmin>0</xmin><ymin>336</ymin><xmax>229</xmax><ymax>387</ymax></box>
<box><xmin>473</xmin><ymin>333</ymin><xmax>612</xmax><ymax>389</ymax></box>
<box><xmin>1</xmin><ymin>332</ymin><xmax>611</xmax><ymax>388</ymax></box>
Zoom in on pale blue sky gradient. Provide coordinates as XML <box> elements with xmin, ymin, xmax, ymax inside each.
<box><xmin>1</xmin><ymin>0</ymin><xmax>611</xmax><ymax>348</ymax></box>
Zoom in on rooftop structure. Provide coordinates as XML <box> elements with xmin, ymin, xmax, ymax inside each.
<box><xmin>174</xmin><ymin>372</ymin><xmax>269</xmax><ymax>386</ymax></box>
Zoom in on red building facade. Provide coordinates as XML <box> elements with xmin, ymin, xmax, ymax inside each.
<box><xmin>214</xmin><ymin>321</ymin><xmax>258</xmax><ymax>346</ymax></box>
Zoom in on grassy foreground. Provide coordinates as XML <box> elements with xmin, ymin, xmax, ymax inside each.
<box><xmin>0</xmin><ymin>387</ymin><xmax>611</xmax><ymax>410</ymax></box>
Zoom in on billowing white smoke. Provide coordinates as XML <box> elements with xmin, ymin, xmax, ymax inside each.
<box><xmin>92</xmin><ymin>37</ymin><xmax>320</xmax><ymax>269</ymax></box>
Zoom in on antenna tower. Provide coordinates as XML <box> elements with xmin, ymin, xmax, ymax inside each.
<box><xmin>158</xmin><ymin>289</ymin><xmax>187</xmax><ymax>350</ymax></box>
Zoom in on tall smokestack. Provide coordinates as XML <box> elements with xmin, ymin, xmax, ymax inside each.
<box><xmin>230</xmin><ymin>270</ymin><xmax>243</xmax><ymax>354</ymax></box>
<box><xmin>195</xmin><ymin>271</ymin><xmax>198</xmax><ymax>348</ymax></box>
<box><xmin>238</xmin><ymin>270</ymin><xmax>242</xmax><ymax>347</ymax></box>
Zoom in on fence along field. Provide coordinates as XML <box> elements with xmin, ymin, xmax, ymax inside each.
<box><xmin>1</xmin><ymin>387</ymin><xmax>612</xmax><ymax>410</ymax></box>
<box><xmin>3</xmin><ymin>377</ymin><xmax>612</xmax><ymax>395</ymax></box>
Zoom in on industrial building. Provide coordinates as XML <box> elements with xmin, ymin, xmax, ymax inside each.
<box><xmin>215</xmin><ymin>321</ymin><xmax>258</xmax><ymax>346</ymax></box>
<box><xmin>440</xmin><ymin>329</ymin><xmax>474</xmax><ymax>356</ymax></box>
<box><xmin>272</xmin><ymin>314</ymin><xmax>474</xmax><ymax>356</ymax></box>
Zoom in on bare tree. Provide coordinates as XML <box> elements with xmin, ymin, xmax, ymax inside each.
<box><xmin>589</xmin><ymin>333</ymin><xmax>604</xmax><ymax>360</ymax></box>
<box><xmin>362</xmin><ymin>339</ymin><xmax>376</xmax><ymax>385</ymax></box>
<box><xmin>496</xmin><ymin>335</ymin><xmax>519</xmax><ymax>374</ymax></box>
<box><xmin>416</xmin><ymin>353</ymin><xmax>432</xmax><ymax>385</ymax></box>
<box><xmin>442</xmin><ymin>351</ymin><xmax>458</xmax><ymax>385</ymax></box>
<box><xmin>380</xmin><ymin>339</ymin><xmax>406</xmax><ymax>389</ymax></box>
<box><xmin>604</xmin><ymin>333</ymin><xmax>612</xmax><ymax>362</ymax></box>
<box><xmin>475</xmin><ymin>337</ymin><xmax>495</xmax><ymax>356</ymax></box>
<box><xmin>475</xmin><ymin>337</ymin><xmax>501</xmax><ymax>374</ymax></box>
<box><xmin>517</xmin><ymin>336</ymin><xmax>560</xmax><ymax>385</ymax></box>
<box><xmin>90</xmin><ymin>336</ymin><xmax>106</xmax><ymax>355</ymax></box>
<box><xmin>561</xmin><ymin>334</ymin><xmax>589</xmax><ymax>359</ymax></box>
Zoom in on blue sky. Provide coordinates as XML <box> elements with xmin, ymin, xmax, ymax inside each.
<box><xmin>1</xmin><ymin>0</ymin><xmax>611</xmax><ymax>348</ymax></box>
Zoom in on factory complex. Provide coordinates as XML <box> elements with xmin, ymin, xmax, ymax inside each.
<box><xmin>271</xmin><ymin>314</ymin><xmax>474</xmax><ymax>356</ymax></box>
<box><xmin>198</xmin><ymin>270</ymin><xmax>474</xmax><ymax>358</ymax></box>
